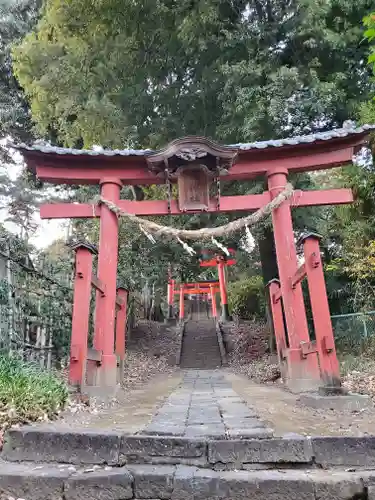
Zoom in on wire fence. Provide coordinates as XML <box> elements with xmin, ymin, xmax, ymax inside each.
<box><xmin>0</xmin><ymin>248</ymin><xmax>74</xmax><ymax>369</ymax></box>
<box><xmin>331</xmin><ymin>311</ymin><xmax>375</xmax><ymax>355</ymax></box>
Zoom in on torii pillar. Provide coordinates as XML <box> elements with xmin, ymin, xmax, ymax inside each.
<box><xmin>93</xmin><ymin>178</ymin><xmax>122</xmax><ymax>387</ymax></box>
<box><xmin>268</xmin><ymin>169</ymin><xmax>321</xmax><ymax>391</ymax></box>
<box><xmin>217</xmin><ymin>257</ymin><xmax>230</xmax><ymax>321</ymax></box>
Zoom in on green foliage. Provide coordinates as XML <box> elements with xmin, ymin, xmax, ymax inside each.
<box><xmin>12</xmin><ymin>0</ymin><xmax>374</xmax><ymax>147</ymax></box>
<box><xmin>4</xmin><ymin>0</ymin><xmax>375</xmax><ymax>325</ymax></box>
<box><xmin>0</xmin><ymin>354</ymin><xmax>68</xmax><ymax>427</ymax></box>
<box><xmin>228</xmin><ymin>275</ymin><xmax>266</xmax><ymax>320</ymax></box>
<box><xmin>364</xmin><ymin>13</ymin><xmax>375</xmax><ymax>72</ymax></box>
<box><xmin>0</xmin><ymin>0</ymin><xmax>41</xmax><ymax>142</ymax></box>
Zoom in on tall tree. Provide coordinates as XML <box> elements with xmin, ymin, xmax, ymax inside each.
<box><xmin>0</xmin><ymin>0</ymin><xmax>41</xmax><ymax>143</ymax></box>
<box><xmin>13</xmin><ymin>0</ymin><xmax>374</xmax><ymax>148</ymax></box>
<box><xmin>10</xmin><ymin>0</ymin><xmax>375</xmax><ymax>313</ymax></box>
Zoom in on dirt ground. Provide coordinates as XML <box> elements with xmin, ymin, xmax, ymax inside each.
<box><xmin>228</xmin><ymin>371</ymin><xmax>375</xmax><ymax>437</ymax></box>
<box><xmin>43</xmin><ymin>371</ymin><xmax>183</xmax><ymax>433</ymax></box>
<box><xmin>36</xmin><ymin>368</ymin><xmax>375</xmax><ymax>437</ymax></box>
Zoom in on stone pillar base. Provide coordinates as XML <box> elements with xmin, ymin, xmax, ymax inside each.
<box><xmin>95</xmin><ymin>354</ymin><xmax>118</xmax><ymax>388</ymax></box>
<box><xmin>221</xmin><ymin>304</ymin><xmax>231</xmax><ymax>322</ymax></box>
<box><xmin>299</xmin><ymin>393</ymin><xmax>372</xmax><ymax>412</ymax></box>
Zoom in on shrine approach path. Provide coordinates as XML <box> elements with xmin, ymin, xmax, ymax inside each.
<box><xmin>42</xmin><ymin>367</ymin><xmax>375</xmax><ymax>438</ymax></box>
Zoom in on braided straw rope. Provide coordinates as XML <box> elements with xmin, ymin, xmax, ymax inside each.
<box><xmin>95</xmin><ymin>183</ymin><xmax>293</xmax><ymax>241</ymax></box>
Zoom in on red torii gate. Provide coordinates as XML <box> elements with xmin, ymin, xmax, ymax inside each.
<box><xmin>167</xmin><ymin>250</ymin><xmax>236</xmax><ymax>321</ymax></box>
<box><xmin>174</xmin><ymin>281</ymin><xmax>220</xmax><ymax>320</ymax></box>
<box><xmin>12</xmin><ymin>125</ymin><xmax>375</xmax><ymax>391</ymax></box>
<box><xmin>199</xmin><ymin>249</ymin><xmax>236</xmax><ymax>321</ymax></box>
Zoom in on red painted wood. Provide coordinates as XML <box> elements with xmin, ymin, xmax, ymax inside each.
<box><xmin>291</xmin><ymin>188</ymin><xmax>353</xmax><ymax>207</ymax></box>
<box><xmin>176</xmin><ymin>288</ymin><xmax>219</xmax><ymax>294</ymax></box>
<box><xmin>268</xmin><ymin>281</ymin><xmax>287</xmax><ymax>381</ymax></box>
<box><xmin>167</xmin><ymin>280</ymin><xmax>174</xmax><ymax>306</ymax></box>
<box><xmin>303</xmin><ymin>237</ymin><xmax>340</xmax><ymax>385</ymax></box>
<box><xmin>200</xmin><ymin>258</ymin><xmax>237</xmax><ymax>267</ymax></box>
<box><xmin>69</xmin><ymin>246</ymin><xmax>94</xmax><ymax>388</ymax></box>
<box><xmin>179</xmin><ymin>286</ymin><xmax>185</xmax><ymax>320</ymax></box>
<box><xmin>39</xmin><ymin>188</ymin><xmax>353</xmax><ymax>219</ymax></box>
<box><xmin>183</xmin><ymin>281</ymin><xmax>220</xmax><ymax>287</ymax></box>
<box><xmin>115</xmin><ymin>288</ymin><xmax>128</xmax><ymax>362</ymax></box>
<box><xmin>268</xmin><ymin>170</ymin><xmax>320</xmax><ymax>390</ymax></box>
<box><xmin>93</xmin><ymin>179</ymin><xmax>121</xmax><ymax>386</ymax></box>
<box><xmin>218</xmin><ymin>260</ymin><xmax>228</xmax><ymax>306</ymax></box>
<box><xmin>210</xmin><ymin>286</ymin><xmax>218</xmax><ymax>318</ymax></box>
<box><xmin>31</xmin><ymin>141</ymin><xmax>359</xmax><ymax>185</ymax></box>
<box><xmin>291</xmin><ymin>263</ymin><xmax>307</xmax><ymax>289</ymax></box>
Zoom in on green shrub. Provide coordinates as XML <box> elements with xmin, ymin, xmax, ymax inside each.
<box><xmin>228</xmin><ymin>275</ymin><xmax>266</xmax><ymax>320</ymax></box>
<box><xmin>0</xmin><ymin>354</ymin><xmax>68</xmax><ymax>428</ymax></box>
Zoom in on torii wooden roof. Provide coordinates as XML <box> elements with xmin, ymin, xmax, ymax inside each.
<box><xmin>9</xmin><ymin>124</ymin><xmax>375</xmax><ymax>186</ymax></box>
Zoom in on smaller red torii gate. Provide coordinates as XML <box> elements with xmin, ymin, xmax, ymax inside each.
<box><xmin>171</xmin><ymin>281</ymin><xmax>220</xmax><ymax>320</ymax></box>
<box><xmin>199</xmin><ymin>249</ymin><xmax>236</xmax><ymax>321</ymax></box>
<box><xmin>167</xmin><ymin>249</ymin><xmax>236</xmax><ymax>321</ymax></box>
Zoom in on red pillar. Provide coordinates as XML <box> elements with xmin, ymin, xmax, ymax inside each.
<box><xmin>218</xmin><ymin>258</ymin><xmax>230</xmax><ymax>321</ymax></box>
<box><xmin>167</xmin><ymin>279</ymin><xmax>174</xmax><ymax>320</ymax></box>
<box><xmin>267</xmin><ymin>169</ymin><xmax>320</xmax><ymax>391</ymax></box>
<box><xmin>69</xmin><ymin>242</ymin><xmax>96</xmax><ymax>389</ymax></box>
<box><xmin>179</xmin><ymin>286</ymin><xmax>185</xmax><ymax>322</ymax></box>
<box><xmin>94</xmin><ymin>177</ymin><xmax>122</xmax><ymax>387</ymax></box>
<box><xmin>115</xmin><ymin>287</ymin><xmax>128</xmax><ymax>362</ymax></box>
<box><xmin>301</xmin><ymin>234</ymin><xmax>341</xmax><ymax>389</ymax></box>
<box><xmin>210</xmin><ymin>285</ymin><xmax>218</xmax><ymax>319</ymax></box>
<box><xmin>267</xmin><ymin>279</ymin><xmax>288</xmax><ymax>382</ymax></box>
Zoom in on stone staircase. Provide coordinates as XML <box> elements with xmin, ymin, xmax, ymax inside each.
<box><xmin>1</xmin><ymin>426</ymin><xmax>375</xmax><ymax>499</ymax></box>
<box><xmin>0</xmin><ymin>371</ymin><xmax>374</xmax><ymax>498</ymax></box>
<box><xmin>180</xmin><ymin>320</ymin><xmax>222</xmax><ymax>369</ymax></box>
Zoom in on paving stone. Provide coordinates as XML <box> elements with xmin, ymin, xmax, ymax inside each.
<box><xmin>308</xmin><ymin>471</ymin><xmax>365</xmax><ymax>500</ymax></box>
<box><xmin>0</xmin><ymin>461</ymin><xmax>68</xmax><ymax>500</ymax></box>
<box><xmin>65</xmin><ymin>468</ymin><xmax>133</xmax><ymax>500</ymax></box>
<box><xmin>227</xmin><ymin>428</ymin><xmax>274</xmax><ymax>440</ymax></box>
<box><xmin>312</xmin><ymin>436</ymin><xmax>375</xmax><ymax>467</ymax></box>
<box><xmin>2</xmin><ymin>427</ymin><xmax>121</xmax><ymax>465</ymax></box>
<box><xmin>188</xmin><ymin>414</ymin><xmax>221</xmax><ymax>423</ymax></box>
<box><xmin>171</xmin><ymin>466</ymin><xmax>315</xmax><ymax>500</ymax></box>
<box><xmin>120</xmin><ymin>436</ymin><xmax>206</xmax><ymax>462</ymax></box>
<box><xmin>223</xmin><ymin>418</ymin><xmax>265</xmax><ymax>429</ymax></box>
<box><xmin>128</xmin><ymin>464</ymin><xmax>175</xmax><ymax>499</ymax></box>
<box><xmin>208</xmin><ymin>438</ymin><xmax>313</xmax><ymax>465</ymax></box>
<box><xmin>185</xmin><ymin>425</ymin><xmax>226</xmax><ymax>439</ymax></box>
<box><xmin>143</xmin><ymin>425</ymin><xmax>186</xmax><ymax>436</ymax></box>
<box><xmin>142</xmin><ymin>370</ymin><xmax>271</xmax><ymax>441</ymax></box>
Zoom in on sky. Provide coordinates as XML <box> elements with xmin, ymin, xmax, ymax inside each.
<box><xmin>0</xmin><ymin>143</ymin><xmax>67</xmax><ymax>249</ymax></box>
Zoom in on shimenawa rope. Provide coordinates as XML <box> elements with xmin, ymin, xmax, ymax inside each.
<box><xmin>93</xmin><ymin>183</ymin><xmax>293</xmax><ymax>241</ymax></box>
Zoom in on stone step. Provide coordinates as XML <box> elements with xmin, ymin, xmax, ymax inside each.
<box><xmin>4</xmin><ymin>428</ymin><xmax>375</xmax><ymax>470</ymax></box>
<box><xmin>0</xmin><ymin>459</ymin><xmax>374</xmax><ymax>500</ymax></box>
<box><xmin>180</xmin><ymin>320</ymin><xmax>222</xmax><ymax>369</ymax></box>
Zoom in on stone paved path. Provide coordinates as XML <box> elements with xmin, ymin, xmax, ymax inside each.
<box><xmin>141</xmin><ymin>370</ymin><xmax>273</xmax><ymax>439</ymax></box>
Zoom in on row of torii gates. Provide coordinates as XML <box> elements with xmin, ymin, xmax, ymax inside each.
<box><xmin>168</xmin><ymin>249</ymin><xmax>236</xmax><ymax>321</ymax></box>
<box><xmin>14</xmin><ymin>124</ymin><xmax>375</xmax><ymax>393</ymax></box>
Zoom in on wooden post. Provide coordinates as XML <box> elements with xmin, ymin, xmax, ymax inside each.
<box><xmin>115</xmin><ymin>287</ymin><xmax>128</xmax><ymax>383</ymax></box>
<box><xmin>267</xmin><ymin>169</ymin><xmax>320</xmax><ymax>391</ymax></box>
<box><xmin>218</xmin><ymin>258</ymin><xmax>230</xmax><ymax>321</ymax></box>
<box><xmin>167</xmin><ymin>279</ymin><xmax>174</xmax><ymax>320</ymax></box>
<box><xmin>179</xmin><ymin>285</ymin><xmax>185</xmax><ymax>322</ymax></box>
<box><xmin>69</xmin><ymin>242</ymin><xmax>96</xmax><ymax>389</ymax></box>
<box><xmin>267</xmin><ymin>279</ymin><xmax>288</xmax><ymax>381</ymax></box>
<box><xmin>94</xmin><ymin>178</ymin><xmax>122</xmax><ymax>387</ymax></box>
<box><xmin>210</xmin><ymin>285</ymin><xmax>218</xmax><ymax>319</ymax></box>
<box><xmin>301</xmin><ymin>233</ymin><xmax>341</xmax><ymax>389</ymax></box>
